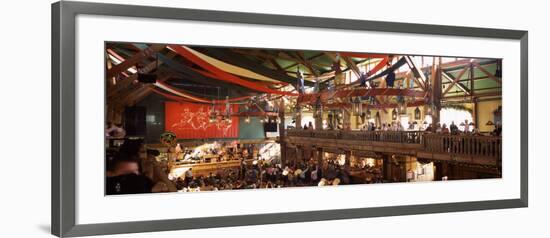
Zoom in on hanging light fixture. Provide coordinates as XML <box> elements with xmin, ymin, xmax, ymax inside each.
<box><xmin>414</xmin><ymin>107</ymin><xmax>421</xmax><ymax>120</ymax></box>
<box><xmin>209</xmin><ymin>100</ymin><xmax>217</xmax><ymax>123</ymax></box>
<box><xmin>244</xmin><ymin>116</ymin><xmax>251</xmax><ymax>123</ymax></box>
<box><xmin>392</xmin><ymin>108</ymin><xmax>398</xmax><ymax>120</ymax></box>
<box><xmin>225</xmin><ymin>96</ymin><xmax>231</xmax><ymax>118</ymax></box>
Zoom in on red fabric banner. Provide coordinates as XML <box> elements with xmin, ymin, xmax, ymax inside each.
<box><xmin>155</xmin><ymin>81</ymin><xmax>253</xmax><ymax>104</ymax></box>
<box><xmin>165</xmin><ymin>102</ymin><xmax>239</xmax><ymax>139</ymax></box>
<box><xmin>167</xmin><ymin>45</ymin><xmax>298</xmax><ymax>96</ymax></box>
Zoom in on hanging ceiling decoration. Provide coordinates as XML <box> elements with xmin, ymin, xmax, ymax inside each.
<box><xmin>392</xmin><ymin>108</ymin><xmax>398</xmax><ymax>120</ymax></box>
<box><xmin>414</xmin><ymin>107</ymin><xmax>421</xmax><ymax>120</ymax></box>
<box><xmin>167</xmin><ymin>45</ymin><xmax>298</xmax><ymax>96</ymax></box>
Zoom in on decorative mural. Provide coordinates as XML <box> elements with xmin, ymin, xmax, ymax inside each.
<box><xmin>165</xmin><ymin>102</ymin><xmax>239</xmax><ymax>139</ymax></box>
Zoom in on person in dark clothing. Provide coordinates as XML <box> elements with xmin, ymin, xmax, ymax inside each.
<box><xmin>450</xmin><ymin>121</ymin><xmax>459</xmax><ymax>135</ymax></box>
<box><xmin>106</xmin><ymin>155</ymin><xmax>153</xmax><ymax>195</ymax></box>
<box><xmin>359</xmin><ymin>72</ymin><xmax>368</xmax><ymax>87</ymax></box>
<box><xmin>106</xmin><ymin>173</ymin><xmax>153</xmax><ymax>195</ymax></box>
<box><xmin>492</xmin><ymin>122</ymin><xmax>502</xmax><ymax>136</ymax></box>
<box><xmin>386</xmin><ymin>70</ymin><xmax>396</xmax><ymax>88</ymax></box>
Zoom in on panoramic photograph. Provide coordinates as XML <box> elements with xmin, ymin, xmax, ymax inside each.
<box><xmin>104</xmin><ymin>42</ymin><xmax>502</xmax><ymax>195</ymax></box>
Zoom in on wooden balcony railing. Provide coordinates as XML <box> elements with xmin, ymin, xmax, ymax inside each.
<box><xmin>286</xmin><ymin>129</ymin><xmax>502</xmax><ymax>159</ymax></box>
<box><xmin>423</xmin><ymin>134</ymin><xmax>502</xmax><ymax>159</ymax></box>
<box><xmin>286</xmin><ymin>130</ymin><xmax>425</xmax><ymax>144</ymax></box>
<box><xmin>340</xmin><ymin>130</ymin><xmax>424</xmax><ymax>144</ymax></box>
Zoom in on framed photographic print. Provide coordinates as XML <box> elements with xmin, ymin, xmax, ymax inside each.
<box><xmin>52</xmin><ymin>1</ymin><xmax>528</xmax><ymax>237</ymax></box>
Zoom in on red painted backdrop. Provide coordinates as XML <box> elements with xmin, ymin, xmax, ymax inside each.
<box><xmin>165</xmin><ymin>102</ymin><xmax>239</xmax><ymax>139</ymax></box>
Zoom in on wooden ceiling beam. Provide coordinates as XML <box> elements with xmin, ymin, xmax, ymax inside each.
<box><xmin>342</xmin><ymin>56</ymin><xmax>361</xmax><ymax>78</ymax></box>
<box><xmin>441</xmin><ymin>70</ymin><xmax>470</xmax><ymax>95</ymax></box>
<box><xmin>107</xmin><ymin>51</ymin><xmax>176</xmax><ymax>100</ymax></box>
<box><xmin>296</xmin><ymin>51</ymin><xmax>320</xmax><ymax>77</ymax></box>
<box><xmin>443</xmin><ymin>91</ymin><xmax>501</xmax><ymax>99</ymax></box>
<box><xmin>118</xmin><ymin>74</ymin><xmax>173</xmax><ymax>108</ymax></box>
<box><xmin>404</xmin><ymin>56</ymin><xmax>427</xmax><ymax>90</ymax></box>
<box><xmin>404</xmin><ymin>71</ymin><xmax>427</xmax><ymax>92</ymax></box>
<box><xmin>106</xmin><ymin>44</ymin><xmax>165</xmax><ymax>79</ymax></box>
<box><xmin>472</xmin><ymin>62</ymin><xmax>502</xmax><ymax>85</ymax></box>
<box><xmin>442</xmin><ymin>65</ymin><xmax>469</xmax><ymax>96</ymax></box>
<box><xmin>279</xmin><ymin>51</ymin><xmax>318</xmax><ymax>76</ymax></box>
<box><xmin>282</xmin><ymin>53</ymin><xmax>326</xmax><ymax>70</ymax></box>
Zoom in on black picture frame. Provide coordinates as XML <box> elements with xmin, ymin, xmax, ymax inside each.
<box><xmin>52</xmin><ymin>1</ymin><xmax>528</xmax><ymax>237</ymax></box>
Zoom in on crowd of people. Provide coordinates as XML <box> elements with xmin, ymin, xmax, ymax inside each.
<box><xmin>424</xmin><ymin>120</ymin><xmax>502</xmax><ymax>136</ymax></box>
<box><xmin>166</xmin><ymin>141</ymin><xmax>256</xmax><ymax>164</ymax></box>
<box><xmin>360</xmin><ymin>121</ymin><xmax>405</xmax><ymax>131</ymax></box>
<box><xmin>106</xmin><ymin>136</ymin><xmax>387</xmax><ymax>194</ymax></box>
<box><xmin>174</xmin><ymin>158</ymin><xmax>383</xmax><ymax>193</ymax></box>
<box><xmin>356</xmin><ymin>119</ymin><xmax>502</xmax><ymax>137</ymax></box>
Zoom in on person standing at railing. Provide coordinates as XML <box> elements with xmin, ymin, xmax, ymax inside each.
<box><xmin>472</xmin><ymin>128</ymin><xmax>481</xmax><ymax>136</ymax></box>
<box><xmin>463</xmin><ymin>119</ymin><xmax>471</xmax><ymax>133</ymax></box>
<box><xmin>492</xmin><ymin>122</ymin><xmax>502</xmax><ymax>136</ymax></box>
<box><xmin>442</xmin><ymin>124</ymin><xmax>449</xmax><ymax>134</ymax></box>
<box><xmin>435</xmin><ymin>123</ymin><xmax>442</xmax><ymax>133</ymax></box>
<box><xmin>425</xmin><ymin>123</ymin><xmax>433</xmax><ymax>132</ymax></box>
<box><xmin>441</xmin><ymin>124</ymin><xmax>451</xmax><ymax>152</ymax></box>
<box><xmin>450</xmin><ymin>121</ymin><xmax>459</xmax><ymax>135</ymax></box>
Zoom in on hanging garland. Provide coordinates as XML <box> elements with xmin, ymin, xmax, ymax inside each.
<box><xmin>441</xmin><ymin>104</ymin><xmax>473</xmax><ymax>114</ymax></box>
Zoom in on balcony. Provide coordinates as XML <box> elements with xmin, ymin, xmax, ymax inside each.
<box><xmin>285</xmin><ymin>130</ymin><xmax>501</xmax><ymax>166</ymax></box>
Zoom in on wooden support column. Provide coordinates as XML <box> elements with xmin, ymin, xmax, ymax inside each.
<box><xmin>295</xmin><ymin>146</ymin><xmax>302</xmax><ymax>165</ymax></box>
<box><xmin>107</xmin><ymin>105</ymin><xmax>123</xmax><ymax>124</ymax></box>
<box><xmin>344</xmin><ymin>151</ymin><xmax>352</xmax><ymax>169</ymax></box>
<box><xmin>343</xmin><ymin>109</ymin><xmax>351</xmax><ymax>130</ymax></box>
<box><xmin>295</xmin><ymin>105</ymin><xmax>302</xmax><ymax>129</ymax></box>
<box><xmin>278</xmin><ymin>99</ymin><xmax>287</xmax><ymax>167</ymax></box>
<box><xmin>430</xmin><ymin>57</ymin><xmax>442</xmax><ymax>131</ymax></box>
<box><xmin>382</xmin><ymin>154</ymin><xmax>391</xmax><ymax>182</ymax></box>
<box><xmin>470</xmin><ymin>64</ymin><xmax>478</xmax><ymax>128</ymax></box>
<box><xmin>316</xmin><ymin>148</ymin><xmax>324</xmax><ymax>167</ymax></box>
<box><xmin>401</xmin><ymin>158</ymin><xmax>408</xmax><ymax>182</ymax></box>
<box><xmin>473</xmin><ymin>97</ymin><xmax>479</xmax><ymax>127</ymax></box>
<box><xmin>314</xmin><ymin>104</ymin><xmax>323</xmax><ymax>130</ymax></box>
<box><xmin>442</xmin><ymin>162</ymin><xmax>449</xmax><ymax>179</ymax></box>
<box><xmin>434</xmin><ymin>162</ymin><xmax>442</xmax><ymax>181</ymax></box>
